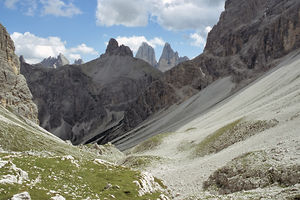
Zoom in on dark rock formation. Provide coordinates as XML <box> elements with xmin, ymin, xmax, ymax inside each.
<box><xmin>163</xmin><ymin>0</ymin><xmax>300</xmax><ymax>97</ymax></box>
<box><xmin>0</xmin><ymin>23</ymin><xmax>38</xmax><ymax>122</ymax></box>
<box><xmin>21</xmin><ymin>39</ymin><xmax>162</xmax><ymax>144</ymax></box>
<box><xmin>74</xmin><ymin>59</ymin><xmax>84</xmax><ymax>65</ymax></box>
<box><xmin>105</xmin><ymin>38</ymin><xmax>133</xmax><ymax>57</ymax></box>
<box><xmin>157</xmin><ymin>43</ymin><xmax>189</xmax><ymax>72</ymax></box>
<box><xmin>38</xmin><ymin>53</ymin><xmax>69</xmax><ymax>68</ymax></box>
<box><xmin>135</xmin><ymin>42</ymin><xmax>157</xmax><ymax>67</ymax></box>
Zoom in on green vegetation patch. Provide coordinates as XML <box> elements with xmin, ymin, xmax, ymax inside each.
<box><xmin>121</xmin><ymin>155</ymin><xmax>162</xmax><ymax>169</ymax></box>
<box><xmin>0</xmin><ymin>154</ymin><xmax>163</xmax><ymax>200</ymax></box>
<box><xmin>192</xmin><ymin>118</ymin><xmax>278</xmax><ymax>157</ymax></box>
<box><xmin>132</xmin><ymin>132</ymin><xmax>173</xmax><ymax>153</ymax></box>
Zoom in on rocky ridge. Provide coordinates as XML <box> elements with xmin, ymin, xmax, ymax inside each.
<box><xmin>0</xmin><ymin>23</ymin><xmax>38</xmax><ymax>122</ymax></box>
<box><xmin>135</xmin><ymin>42</ymin><xmax>157</xmax><ymax>67</ymax></box>
<box><xmin>38</xmin><ymin>53</ymin><xmax>69</xmax><ymax>68</ymax></box>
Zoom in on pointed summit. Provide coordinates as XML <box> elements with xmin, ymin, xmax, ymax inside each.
<box><xmin>74</xmin><ymin>58</ymin><xmax>84</xmax><ymax>65</ymax></box>
<box><xmin>135</xmin><ymin>42</ymin><xmax>157</xmax><ymax>67</ymax></box>
<box><xmin>105</xmin><ymin>38</ymin><xmax>133</xmax><ymax>57</ymax></box>
<box><xmin>157</xmin><ymin>43</ymin><xmax>189</xmax><ymax>72</ymax></box>
<box><xmin>39</xmin><ymin>53</ymin><xmax>69</xmax><ymax>68</ymax></box>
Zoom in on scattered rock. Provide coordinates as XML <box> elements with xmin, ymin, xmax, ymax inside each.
<box><xmin>11</xmin><ymin>192</ymin><xmax>31</xmax><ymax>200</ymax></box>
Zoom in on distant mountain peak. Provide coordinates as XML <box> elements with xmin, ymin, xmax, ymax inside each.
<box><xmin>105</xmin><ymin>38</ymin><xmax>133</xmax><ymax>57</ymax></box>
<box><xmin>135</xmin><ymin>42</ymin><xmax>157</xmax><ymax>67</ymax></box>
<box><xmin>39</xmin><ymin>53</ymin><xmax>69</xmax><ymax>68</ymax></box>
<box><xmin>74</xmin><ymin>58</ymin><xmax>84</xmax><ymax>65</ymax></box>
<box><xmin>157</xmin><ymin>42</ymin><xmax>189</xmax><ymax>72</ymax></box>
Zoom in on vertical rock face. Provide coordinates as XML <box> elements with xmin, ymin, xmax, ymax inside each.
<box><xmin>165</xmin><ymin>0</ymin><xmax>300</xmax><ymax>93</ymax></box>
<box><xmin>135</xmin><ymin>42</ymin><xmax>157</xmax><ymax>67</ymax></box>
<box><xmin>39</xmin><ymin>53</ymin><xmax>70</xmax><ymax>68</ymax></box>
<box><xmin>157</xmin><ymin>43</ymin><xmax>189</xmax><ymax>72</ymax></box>
<box><xmin>0</xmin><ymin>23</ymin><xmax>38</xmax><ymax>122</ymax></box>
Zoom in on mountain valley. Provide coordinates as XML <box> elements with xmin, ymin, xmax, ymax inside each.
<box><xmin>0</xmin><ymin>0</ymin><xmax>300</xmax><ymax>199</ymax></box>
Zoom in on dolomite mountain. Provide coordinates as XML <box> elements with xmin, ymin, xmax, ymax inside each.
<box><xmin>135</xmin><ymin>42</ymin><xmax>157</xmax><ymax>67</ymax></box>
<box><xmin>74</xmin><ymin>58</ymin><xmax>84</xmax><ymax>65</ymax></box>
<box><xmin>38</xmin><ymin>53</ymin><xmax>70</xmax><ymax>68</ymax></box>
<box><xmin>21</xmin><ymin>39</ymin><xmax>162</xmax><ymax>144</ymax></box>
<box><xmin>0</xmin><ymin>23</ymin><xmax>38</xmax><ymax>122</ymax></box>
<box><xmin>157</xmin><ymin>43</ymin><xmax>189</xmax><ymax>72</ymax></box>
<box><xmin>20</xmin><ymin>0</ymin><xmax>300</xmax><ymax>147</ymax></box>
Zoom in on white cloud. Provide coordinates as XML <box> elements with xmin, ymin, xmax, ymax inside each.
<box><xmin>190</xmin><ymin>26</ymin><xmax>212</xmax><ymax>47</ymax></box>
<box><xmin>114</xmin><ymin>36</ymin><xmax>165</xmax><ymax>53</ymax></box>
<box><xmin>190</xmin><ymin>33</ymin><xmax>205</xmax><ymax>47</ymax></box>
<box><xmin>41</xmin><ymin>0</ymin><xmax>82</xmax><ymax>17</ymax></box>
<box><xmin>4</xmin><ymin>0</ymin><xmax>19</xmax><ymax>9</ymax></box>
<box><xmin>69</xmin><ymin>44</ymin><xmax>98</xmax><ymax>55</ymax></box>
<box><xmin>96</xmin><ymin>0</ymin><xmax>148</xmax><ymax>27</ymax></box>
<box><xmin>2</xmin><ymin>0</ymin><xmax>81</xmax><ymax>17</ymax></box>
<box><xmin>96</xmin><ymin>0</ymin><xmax>225</xmax><ymax>31</ymax></box>
<box><xmin>11</xmin><ymin>32</ymin><xmax>98</xmax><ymax>64</ymax></box>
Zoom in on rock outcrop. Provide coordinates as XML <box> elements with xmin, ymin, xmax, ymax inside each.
<box><xmin>135</xmin><ymin>42</ymin><xmax>157</xmax><ymax>67</ymax></box>
<box><xmin>21</xmin><ymin>39</ymin><xmax>162</xmax><ymax>144</ymax></box>
<box><xmin>73</xmin><ymin>59</ymin><xmax>84</xmax><ymax>65</ymax></box>
<box><xmin>38</xmin><ymin>53</ymin><xmax>69</xmax><ymax>68</ymax></box>
<box><xmin>167</xmin><ymin>0</ymin><xmax>300</xmax><ymax>93</ymax></box>
<box><xmin>0</xmin><ymin>23</ymin><xmax>38</xmax><ymax>122</ymax></box>
<box><xmin>157</xmin><ymin>43</ymin><xmax>189</xmax><ymax>72</ymax></box>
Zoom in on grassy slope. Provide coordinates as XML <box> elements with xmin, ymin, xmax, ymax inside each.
<box><xmin>0</xmin><ymin>106</ymin><xmax>165</xmax><ymax>200</ymax></box>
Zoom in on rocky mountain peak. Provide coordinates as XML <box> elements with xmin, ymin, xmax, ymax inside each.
<box><xmin>135</xmin><ymin>42</ymin><xmax>157</xmax><ymax>67</ymax></box>
<box><xmin>157</xmin><ymin>42</ymin><xmax>189</xmax><ymax>72</ymax></box>
<box><xmin>39</xmin><ymin>53</ymin><xmax>69</xmax><ymax>68</ymax></box>
<box><xmin>74</xmin><ymin>58</ymin><xmax>84</xmax><ymax>65</ymax></box>
<box><xmin>105</xmin><ymin>38</ymin><xmax>133</xmax><ymax>57</ymax></box>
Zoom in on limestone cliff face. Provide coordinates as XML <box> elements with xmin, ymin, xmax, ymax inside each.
<box><xmin>135</xmin><ymin>42</ymin><xmax>157</xmax><ymax>67</ymax></box>
<box><xmin>21</xmin><ymin>39</ymin><xmax>162</xmax><ymax>144</ymax></box>
<box><xmin>0</xmin><ymin>23</ymin><xmax>38</xmax><ymax>122</ymax></box>
<box><xmin>165</xmin><ymin>0</ymin><xmax>300</xmax><ymax>95</ymax></box>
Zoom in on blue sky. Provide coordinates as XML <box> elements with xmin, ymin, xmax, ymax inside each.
<box><xmin>0</xmin><ymin>0</ymin><xmax>225</xmax><ymax>64</ymax></box>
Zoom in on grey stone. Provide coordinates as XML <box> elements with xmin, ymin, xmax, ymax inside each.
<box><xmin>136</xmin><ymin>42</ymin><xmax>157</xmax><ymax>67</ymax></box>
<box><xmin>0</xmin><ymin>23</ymin><xmax>38</xmax><ymax>123</ymax></box>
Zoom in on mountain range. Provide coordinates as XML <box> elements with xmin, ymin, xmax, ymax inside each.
<box><xmin>135</xmin><ymin>42</ymin><xmax>189</xmax><ymax>71</ymax></box>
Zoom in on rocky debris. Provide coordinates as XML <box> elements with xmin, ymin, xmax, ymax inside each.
<box><xmin>0</xmin><ymin>160</ymin><xmax>29</xmax><ymax>185</ymax></box>
<box><xmin>203</xmin><ymin>147</ymin><xmax>300</xmax><ymax>195</ymax></box>
<box><xmin>136</xmin><ymin>42</ymin><xmax>157</xmax><ymax>67</ymax></box>
<box><xmin>11</xmin><ymin>192</ymin><xmax>31</xmax><ymax>200</ymax></box>
<box><xmin>50</xmin><ymin>195</ymin><xmax>65</xmax><ymax>200</ymax></box>
<box><xmin>133</xmin><ymin>172</ymin><xmax>169</xmax><ymax>198</ymax></box>
<box><xmin>21</xmin><ymin>38</ymin><xmax>162</xmax><ymax>145</ymax></box>
<box><xmin>73</xmin><ymin>58</ymin><xmax>84</xmax><ymax>65</ymax></box>
<box><xmin>157</xmin><ymin>43</ymin><xmax>189</xmax><ymax>72</ymax></box>
<box><xmin>38</xmin><ymin>53</ymin><xmax>69</xmax><ymax>68</ymax></box>
<box><xmin>105</xmin><ymin>38</ymin><xmax>133</xmax><ymax>57</ymax></box>
<box><xmin>0</xmin><ymin>23</ymin><xmax>38</xmax><ymax>123</ymax></box>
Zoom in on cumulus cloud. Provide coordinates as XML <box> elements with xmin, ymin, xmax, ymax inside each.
<box><xmin>190</xmin><ymin>26</ymin><xmax>212</xmax><ymax>47</ymax></box>
<box><xmin>96</xmin><ymin>0</ymin><xmax>225</xmax><ymax>31</ymax></box>
<box><xmin>2</xmin><ymin>0</ymin><xmax>81</xmax><ymax>17</ymax></box>
<box><xmin>11</xmin><ymin>32</ymin><xmax>98</xmax><ymax>64</ymax></box>
<box><xmin>96</xmin><ymin>0</ymin><xmax>148</xmax><ymax>27</ymax></box>
<box><xmin>41</xmin><ymin>0</ymin><xmax>82</xmax><ymax>17</ymax></box>
<box><xmin>114</xmin><ymin>36</ymin><xmax>165</xmax><ymax>53</ymax></box>
<box><xmin>4</xmin><ymin>0</ymin><xmax>19</xmax><ymax>9</ymax></box>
